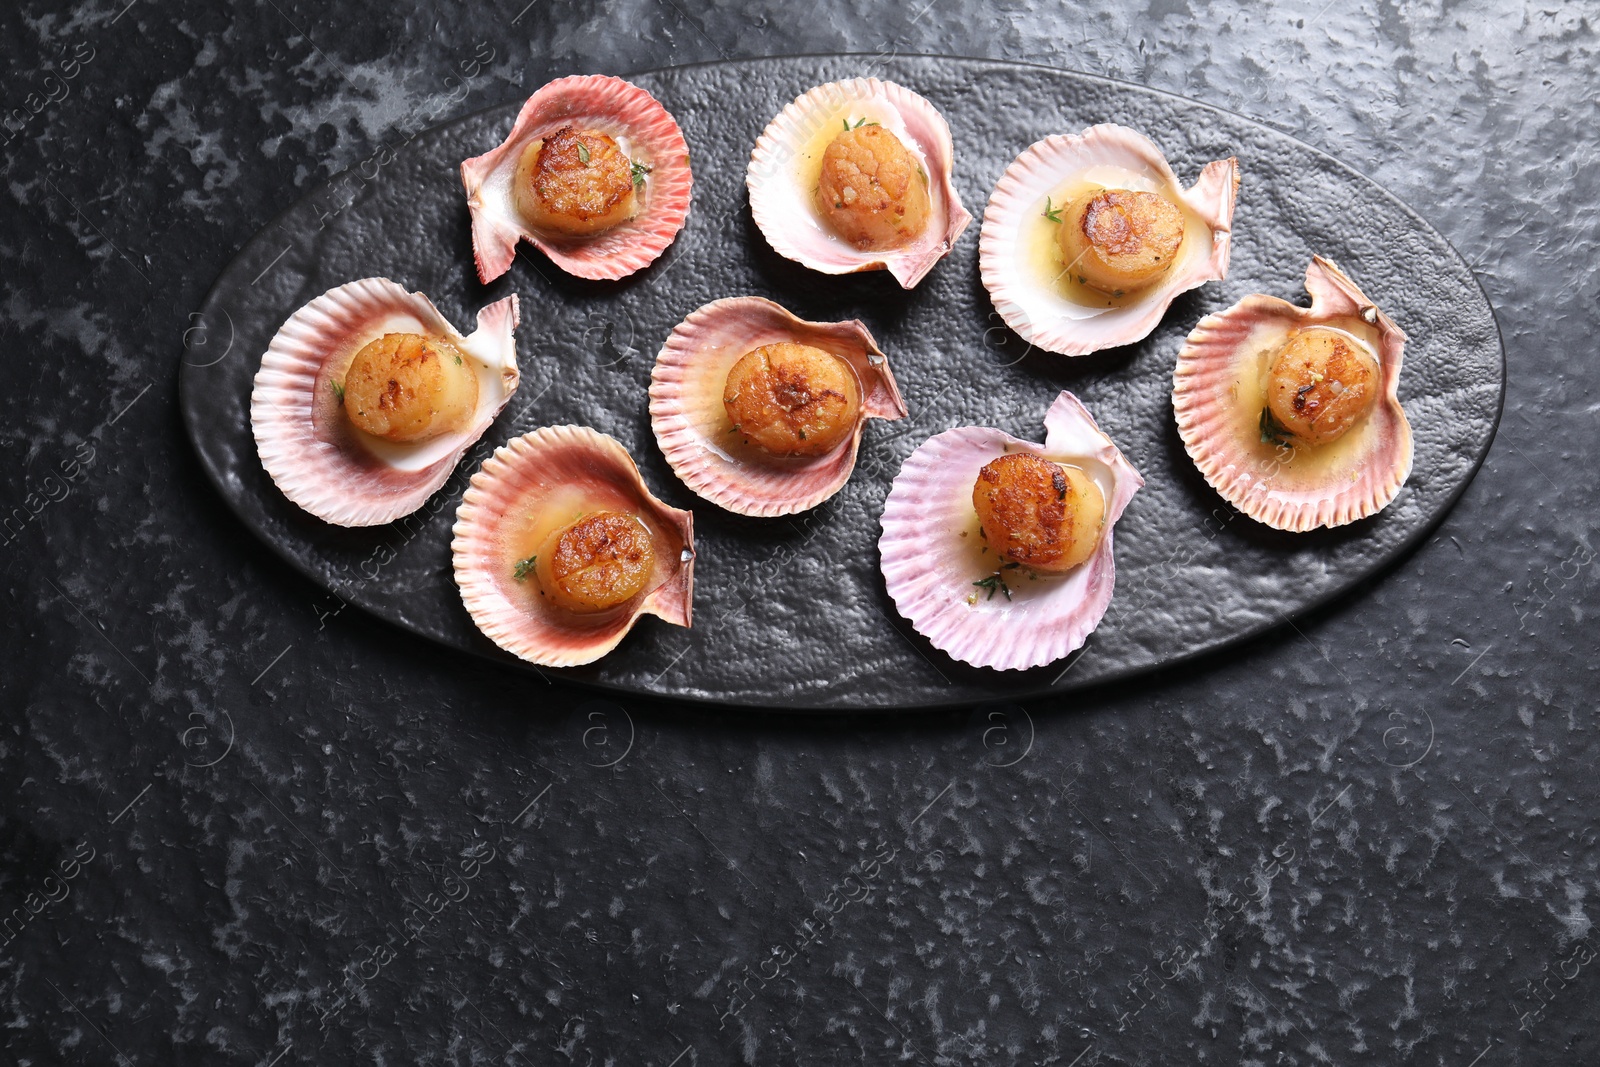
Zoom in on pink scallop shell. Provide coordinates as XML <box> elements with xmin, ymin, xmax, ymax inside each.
<box><xmin>461</xmin><ymin>75</ymin><xmax>693</xmax><ymax>283</ymax></box>
<box><xmin>451</xmin><ymin>427</ymin><xmax>694</xmax><ymax>668</ymax></box>
<box><xmin>649</xmin><ymin>296</ymin><xmax>908</xmax><ymax>517</ymax></box>
<box><xmin>747</xmin><ymin>78</ymin><xmax>972</xmax><ymax>289</ymax></box>
<box><xmin>879</xmin><ymin>391</ymin><xmax>1143</xmax><ymax>671</ymax></box>
<box><xmin>1172</xmin><ymin>256</ymin><xmax>1413</xmax><ymax>532</ymax></box>
<box><xmin>979</xmin><ymin>124</ymin><xmax>1239</xmax><ymax>355</ymax></box>
<box><xmin>250</xmin><ymin>278</ymin><xmax>520</xmax><ymax>528</ymax></box>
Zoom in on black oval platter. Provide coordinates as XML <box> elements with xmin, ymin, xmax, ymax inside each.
<box><xmin>179</xmin><ymin>54</ymin><xmax>1504</xmax><ymax>710</ymax></box>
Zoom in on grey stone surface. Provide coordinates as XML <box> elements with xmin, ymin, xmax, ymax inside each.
<box><xmin>1</xmin><ymin>1</ymin><xmax>1595</xmax><ymax>1065</ymax></box>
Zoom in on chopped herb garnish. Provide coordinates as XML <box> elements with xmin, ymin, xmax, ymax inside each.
<box><xmin>330</xmin><ymin>380</ymin><xmax>345</xmax><ymax>403</ymax></box>
<box><xmin>512</xmin><ymin>556</ymin><xmax>537</xmax><ymax>582</ymax></box>
<box><xmin>576</xmin><ymin>141</ymin><xmax>590</xmax><ymax>164</ymax></box>
<box><xmin>1043</xmin><ymin>196</ymin><xmax>1064</xmax><ymax>223</ymax></box>
<box><xmin>1076</xmin><ymin>275</ymin><xmax>1087</xmax><ymax>285</ymax></box>
<box><xmin>1111</xmin><ymin>289</ymin><xmax>1125</xmax><ymax>298</ymax></box>
<box><xmin>973</xmin><ymin>571</ymin><xmax>1013</xmax><ymax>601</ymax></box>
<box><xmin>452</xmin><ymin>354</ymin><xmax>463</xmax><ymax>365</ymax></box>
<box><xmin>843</xmin><ymin>117</ymin><xmax>879</xmax><ymax>131</ymax></box>
<box><xmin>797</xmin><ymin>429</ymin><xmax>806</xmax><ymax>440</ymax></box>
<box><xmin>1259</xmin><ymin>407</ymin><xmax>1295</xmax><ymax>446</ymax></box>
<box><xmin>728</xmin><ymin>424</ymin><xmax>740</xmax><ymax>433</ymax></box>
<box><xmin>630</xmin><ymin>159</ymin><xmax>652</xmax><ymax>187</ymax></box>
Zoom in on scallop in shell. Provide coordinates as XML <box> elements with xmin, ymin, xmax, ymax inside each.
<box><xmin>1172</xmin><ymin>256</ymin><xmax>1412</xmax><ymax>532</ymax></box>
<box><xmin>747</xmin><ymin>78</ymin><xmax>971</xmax><ymax>289</ymax></box>
<box><xmin>461</xmin><ymin>75</ymin><xmax>692</xmax><ymax>283</ymax></box>
<box><xmin>879</xmin><ymin>391</ymin><xmax>1143</xmax><ymax>671</ymax></box>
<box><xmin>649</xmin><ymin>296</ymin><xmax>907</xmax><ymax>517</ymax></box>
<box><xmin>979</xmin><ymin>124</ymin><xmax>1239</xmax><ymax>355</ymax></box>
<box><xmin>452</xmin><ymin>427</ymin><xmax>694</xmax><ymax>667</ymax></box>
<box><xmin>250</xmin><ymin>278</ymin><xmax>519</xmax><ymax>528</ymax></box>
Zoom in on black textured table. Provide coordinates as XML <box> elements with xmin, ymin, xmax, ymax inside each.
<box><xmin>3</xmin><ymin>3</ymin><xmax>1594</xmax><ymax>1065</ymax></box>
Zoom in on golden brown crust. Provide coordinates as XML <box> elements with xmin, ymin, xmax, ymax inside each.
<box><xmin>815</xmin><ymin>125</ymin><xmax>931</xmax><ymax>251</ymax></box>
<box><xmin>538</xmin><ymin>511</ymin><xmax>656</xmax><ymax>613</ymax></box>
<box><xmin>971</xmin><ymin>453</ymin><xmax>1105</xmax><ymax>574</ymax></box>
<box><xmin>1058</xmin><ymin>188</ymin><xmax>1184</xmax><ymax>294</ymax></box>
<box><xmin>722</xmin><ymin>342</ymin><xmax>863</xmax><ymax>457</ymax></box>
<box><xmin>516</xmin><ymin>125</ymin><xmax>637</xmax><ymax>237</ymax></box>
<box><xmin>1264</xmin><ymin>328</ymin><xmax>1381</xmax><ymax>445</ymax></box>
<box><xmin>342</xmin><ymin>332</ymin><xmax>478</xmax><ymax>443</ymax></box>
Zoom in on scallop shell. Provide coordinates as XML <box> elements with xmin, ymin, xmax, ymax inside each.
<box><xmin>1172</xmin><ymin>256</ymin><xmax>1412</xmax><ymax>532</ymax></box>
<box><xmin>979</xmin><ymin>124</ymin><xmax>1239</xmax><ymax>355</ymax></box>
<box><xmin>451</xmin><ymin>427</ymin><xmax>694</xmax><ymax>667</ymax></box>
<box><xmin>649</xmin><ymin>296</ymin><xmax>908</xmax><ymax>517</ymax></box>
<box><xmin>747</xmin><ymin>78</ymin><xmax>971</xmax><ymax>289</ymax></box>
<box><xmin>879</xmin><ymin>391</ymin><xmax>1143</xmax><ymax>671</ymax></box>
<box><xmin>461</xmin><ymin>75</ymin><xmax>692</xmax><ymax>283</ymax></box>
<box><xmin>251</xmin><ymin>278</ymin><xmax>519</xmax><ymax>528</ymax></box>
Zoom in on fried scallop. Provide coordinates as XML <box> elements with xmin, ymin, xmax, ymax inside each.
<box><xmin>979</xmin><ymin>124</ymin><xmax>1239</xmax><ymax>355</ymax></box>
<box><xmin>748</xmin><ymin>78</ymin><xmax>971</xmax><ymax>289</ymax></box>
<box><xmin>341</xmin><ymin>332</ymin><xmax>480</xmax><ymax>443</ymax></box>
<box><xmin>513</xmin><ymin>125</ymin><xmax>638</xmax><ymax>238</ymax></box>
<box><xmin>1056</xmin><ymin>188</ymin><xmax>1187</xmax><ymax>295</ymax></box>
<box><xmin>722</xmin><ymin>341</ymin><xmax>863</xmax><ymax>458</ymax></box>
<box><xmin>815</xmin><ymin>123</ymin><xmax>932</xmax><ymax>251</ymax></box>
<box><xmin>250</xmin><ymin>278</ymin><xmax>520</xmax><ymax>527</ymax></box>
<box><xmin>879</xmin><ymin>391</ymin><xmax>1143</xmax><ymax>671</ymax></box>
<box><xmin>452</xmin><ymin>427</ymin><xmax>694</xmax><ymax>667</ymax></box>
<box><xmin>650</xmin><ymin>297</ymin><xmax>907</xmax><ymax>517</ymax></box>
<box><xmin>971</xmin><ymin>452</ymin><xmax>1106</xmax><ymax>575</ymax></box>
<box><xmin>1172</xmin><ymin>256</ymin><xmax>1412</xmax><ymax>531</ymax></box>
<box><xmin>461</xmin><ymin>75</ymin><xmax>692</xmax><ymax>282</ymax></box>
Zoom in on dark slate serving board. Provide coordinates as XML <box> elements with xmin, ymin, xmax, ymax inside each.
<box><xmin>178</xmin><ymin>54</ymin><xmax>1503</xmax><ymax>710</ymax></box>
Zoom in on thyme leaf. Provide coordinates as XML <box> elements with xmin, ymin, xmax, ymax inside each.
<box><xmin>1259</xmin><ymin>407</ymin><xmax>1295</xmax><ymax>446</ymax></box>
<box><xmin>576</xmin><ymin>141</ymin><xmax>590</xmax><ymax>164</ymax></box>
<box><xmin>630</xmin><ymin>159</ymin><xmax>651</xmax><ymax>187</ymax></box>
<box><xmin>973</xmin><ymin>570</ymin><xmax>1013</xmax><ymax>601</ymax></box>
<box><xmin>512</xmin><ymin>556</ymin><xmax>537</xmax><ymax>582</ymax></box>
<box><xmin>1042</xmin><ymin>196</ymin><xmax>1064</xmax><ymax>223</ymax></box>
<box><xmin>330</xmin><ymin>380</ymin><xmax>345</xmax><ymax>403</ymax></box>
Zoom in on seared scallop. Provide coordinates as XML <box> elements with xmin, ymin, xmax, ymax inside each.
<box><xmin>452</xmin><ymin>427</ymin><xmax>694</xmax><ymax>667</ymax></box>
<box><xmin>815</xmin><ymin>123</ymin><xmax>932</xmax><ymax>251</ymax></box>
<box><xmin>462</xmin><ymin>75</ymin><xmax>691</xmax><ymax>282</ymax></box>
<box><xmin>980</xmin><ymin>123</ymin><xmax>1239</xmax><ymax>356</ymax></box>
<box><xmin>879</xmin><ymin>391</ymin><xmax>1143</xmax><ymax>671</ymax></box>
<box><xmin>748</xmin><ymin>78</ymin><xmax>971</xmax><ymax>289</ymax></box>
<box><xmin>251</xmin><ymin>278</ymin><xmax>520</xmax><ymax>528</ymax></box>
<box><xmin>1173</xmin><ymin>256</ymin><xmax>1413</xmax><ymax>532</ymax></box>
<box><xmin>650</xmin><ymin>297</ymin><xmax>907</xmax><ymax>517</ymax></box>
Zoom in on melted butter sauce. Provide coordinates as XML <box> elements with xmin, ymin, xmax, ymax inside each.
<box><xmin>506</xmin><ymin>486</ymin><xmax>594</xmax><ymax>594</ymax></box>
<box><xmin>1023</xmin><ymin>168</ymin><xmax>1213</xmax><ymax>309</ymax></box>
<box><xmin>1228</xmin><ymin>318</ymin><xmax>1385</xmax><ymax>487</ymax></box>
